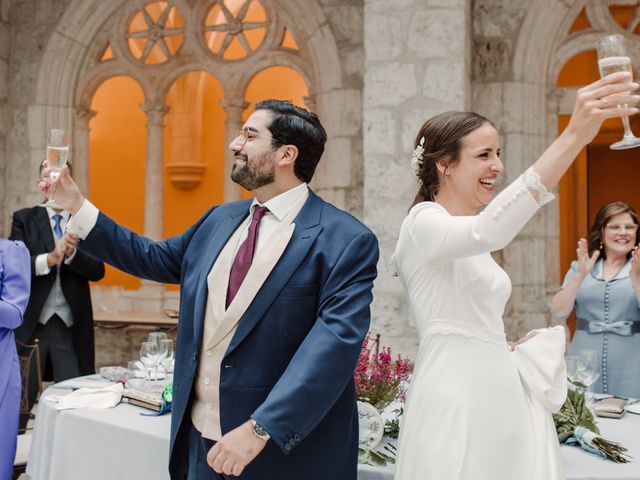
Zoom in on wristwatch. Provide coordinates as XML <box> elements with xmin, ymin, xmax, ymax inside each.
<box><xmin>251</xmin><ymin>419</ymin><xmax>270</xmax><ymax>441</ymax></box>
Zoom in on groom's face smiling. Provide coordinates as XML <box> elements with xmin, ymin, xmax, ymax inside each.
<box><xmin>229</xmin><ymin>110</ymin><xmax>280</xmax><ymax>192</ymax></box>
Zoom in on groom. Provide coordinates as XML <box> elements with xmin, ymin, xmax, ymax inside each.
<box><xmin>47</xmin><ymin>100</ymin><xmax>379</xmax><ymax>479</ymax></box>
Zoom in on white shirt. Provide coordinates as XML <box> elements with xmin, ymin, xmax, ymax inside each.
<box><xmin>35</xmin><ymin>207</ymin><xmax>75</xmax><ymax>276</ymax></box>
<box><xmin>67</xmin><ymin>182</ymin><xmax>310</xmax><ymax>256</ymax></box>
<box><xmin>237</xmin><ymin>182</ymin><xmax>309</xmax><ymax>256</ymax></box>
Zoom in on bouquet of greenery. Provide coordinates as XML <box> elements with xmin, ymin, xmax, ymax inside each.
<box><xmin>354</xmin><ymin>334</ymin><xmax>410</xmax><ymax>411</ymax></box>
<box><xmin>553</xmin><ymin>384</ymin><xmax>630</xmax><ymax>463</ymax></box>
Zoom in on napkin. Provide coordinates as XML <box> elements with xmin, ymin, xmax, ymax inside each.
<box><xmin>46</xmin><ymin>383</ymin><xmax>124</xmax><ymax>410</ymax></box>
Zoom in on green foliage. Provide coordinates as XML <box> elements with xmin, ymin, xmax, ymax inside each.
<box><xmin>383</xmin><ymin>407</ymin><xmax>403</xmax><ymax>439</ymax></box>
<box><xmin>553</xmin><ymin>387</ymin><xmax>599</xmax><ymax>443</ymax></box>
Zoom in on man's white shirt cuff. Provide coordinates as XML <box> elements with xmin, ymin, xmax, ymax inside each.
<box><xmin>67</xmin><ymin>200</ymin><xmax>99</xmax><ymax>240</ymax></box>
<box><xmin>35</xmin><ymin>253</ymin><xmax>51</xmax><ymax>276</ymax></box>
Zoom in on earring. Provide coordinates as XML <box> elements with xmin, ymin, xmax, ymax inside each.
<box><xmin>599</xmin><ymin>242</ymin><xmax>603</xmax><ymax>249</ymax></box>
<box><xmin>443</xmin><ymin>167</ymin><xmax>449</xmax><ymax>183</ymax></box>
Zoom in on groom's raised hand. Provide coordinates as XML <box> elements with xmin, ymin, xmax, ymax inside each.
<box><xmin>207</xmin><ymin>419</ymin><xmax>267</xmax><ymax>477</ymax></box>
<box><xmin>38</xmin><ymin>163</ymin><xmax>85</xmax><ymax>214</ymax></box>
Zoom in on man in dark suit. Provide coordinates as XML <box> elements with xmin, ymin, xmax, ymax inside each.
<box><xmin>44</xmin><ymin>100</ymin><xmax>379</xmax><ymax>480</ymax></box>
<box><xmin>10</xmin><ymin>165</ymin><xmax>105</xmax><ymax>427</ymax></box>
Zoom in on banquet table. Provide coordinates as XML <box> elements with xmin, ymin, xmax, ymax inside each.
<box><xmin>27</xmin><ymin>379</ymin><xmax>640</xmax><ymax>480</ymax></box>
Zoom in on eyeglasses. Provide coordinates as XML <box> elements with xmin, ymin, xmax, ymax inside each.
<box><xmin>605</xmin><ymin>224</ymin><xmax>638</xmax><ymax>233</ymax></box>
<box><xmin>233</xmin><ymin>130</ymin><xmax>281</xmax><ymax>146</ymax></box>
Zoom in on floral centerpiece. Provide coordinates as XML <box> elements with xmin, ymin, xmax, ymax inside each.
<box><xmin>354</xmin><ymin>334</ymin><xmax>410</xmax><ymax>467</ymax></box>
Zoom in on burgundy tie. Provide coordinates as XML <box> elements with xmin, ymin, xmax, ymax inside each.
<box><xmin>226</xmin><ymin>206</ymin><xmax>269</xmax><ymax>308</ymax></box>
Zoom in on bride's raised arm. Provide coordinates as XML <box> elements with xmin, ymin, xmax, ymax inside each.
<box><xmin>401</xmin><ymin>72</ymin><xmax>638</xmax><ymax>264</ymax></box>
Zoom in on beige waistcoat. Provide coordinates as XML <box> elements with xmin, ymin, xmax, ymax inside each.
<box><xmin>191</xmin><ymin>198</ymin><xmax>305</xmax><ymax>440</ymax></box>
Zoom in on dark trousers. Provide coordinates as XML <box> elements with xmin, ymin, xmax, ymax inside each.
<box><xmin>188</xmin><ymin>423</ymin><xmax>229</xmax><ymax>480</ymax></box>
<box><xmin>19</xmin><ymin>315</ymin><xmax>80</xmax><ymax>429</ymax></box>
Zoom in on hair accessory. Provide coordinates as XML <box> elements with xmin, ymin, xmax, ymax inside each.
<box><xmin>411</xmin><ymin>137</ymin><xmax>425</xmax><ymax>176</ymax></box>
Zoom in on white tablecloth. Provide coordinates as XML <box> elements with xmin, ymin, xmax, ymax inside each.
<box><xmin>27</xmin><ymin>381</ymin><xmax>640</xmax><ymax>480</ymax></box>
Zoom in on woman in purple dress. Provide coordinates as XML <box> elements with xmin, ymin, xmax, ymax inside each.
<box><xmin>0</xmin><ymin>238</ymin><xmax>30</xmax><ymax>479</ymax></box>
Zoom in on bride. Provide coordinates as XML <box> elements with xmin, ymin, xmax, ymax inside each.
<box><xmin>392</xmin><ymin>72</ymin><xmax>638</xmax><ymax>480</ymax></box>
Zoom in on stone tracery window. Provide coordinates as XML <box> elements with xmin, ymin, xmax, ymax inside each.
<box><xmin>127</xmin><ymin>2</ymin><xmax>185</xmax><ymax>65</ymax></box>
<box><xmin>203</xmin><ymin>0</ymin><xmax>268</xmax><ymax>60</ymax></box>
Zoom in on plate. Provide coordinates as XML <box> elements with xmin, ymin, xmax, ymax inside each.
<box><xmin>357</xmin><ymin>401</ymin><xmax>384</xmax><ymax>450</ymax></box>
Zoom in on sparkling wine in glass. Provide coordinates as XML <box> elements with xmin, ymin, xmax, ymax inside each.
<box><xmin>597</xmin><ymin>34</ymin><xmax>640</xmax><ymax>150</ymax></box>
<box><xmin>42</xmin><ymin>129</ymin><xmax>70</xmax><ymax>206</ymax></box>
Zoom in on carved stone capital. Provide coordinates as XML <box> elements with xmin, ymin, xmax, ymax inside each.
<box><xmin>75</xmin><ymin>107</ymin><xmax>98</xmax><ymax>127</ymax></box>
<box><xmin>220</xmin><ymin>98</ymin><xmax>249</xmax><ymax>119</ymax></box>
<box><xmin>140</xmin><ymin>103</ymin><xmax>170</xmax><ymax>126</ymax></box>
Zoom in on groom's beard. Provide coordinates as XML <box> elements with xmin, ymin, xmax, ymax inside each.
<box><xmin>231</xmin><ymin>151</ymin><xmax>276</xmax><ymax>191</ymax></box>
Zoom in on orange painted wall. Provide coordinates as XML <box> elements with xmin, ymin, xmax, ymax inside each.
<box><xmin>163</xmin><ymin>72</ymin><xmax>226</xmax><ymax>238</ymax></box>
<box><xmin>89</xmin><ymin>76</ymin><xmax>146</xmax><ymax>289</ymax></box>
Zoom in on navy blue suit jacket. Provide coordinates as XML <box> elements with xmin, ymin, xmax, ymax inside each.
<box><xmin>79</xmin><ymin>190</ymin><xmax>379</xmax><ymax>480</ymax></box>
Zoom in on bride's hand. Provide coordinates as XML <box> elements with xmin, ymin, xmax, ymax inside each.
<box><xmin>564</xmin><ymin>71</ymin><xmax>640</xmax><ymax>146</ymax></box>
<box><xmin>508</xmin><ymin>330</ymin><xmax>539</xmax><ymax>351</ymax></box>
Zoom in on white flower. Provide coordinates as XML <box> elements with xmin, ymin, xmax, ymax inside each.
<box><xmin>411</xmin><ymin>137</ymin><xmax>425</xmax><ymax>176</ymax></box>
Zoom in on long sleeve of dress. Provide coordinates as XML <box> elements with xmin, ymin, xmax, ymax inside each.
<box><xmin>406</xmin><ymin>167</ymin><xmax>554</xmax><ymax>264</ymax></box>
<box><xmin>0</xmin><ymin>240</ymin><xmax>31</xmax><ymax>329</ymax></box>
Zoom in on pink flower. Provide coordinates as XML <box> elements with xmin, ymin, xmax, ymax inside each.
<box><xmin>353</xmin><ymin>333</ymin><xmax>412</xmax><ymax>411</ymax></box>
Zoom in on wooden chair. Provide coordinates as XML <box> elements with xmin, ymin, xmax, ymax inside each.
<box><xmin>13</xmin><ymin>339</ymin><xmax>42</xmax><ymax>479</ymax></box>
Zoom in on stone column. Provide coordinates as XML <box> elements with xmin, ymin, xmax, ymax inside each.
<box><xmin>73</xmin><ymin>107</ymin><xmax>97</xmax><ymax>195</ymax></box>
<box><xmin>363</xmin><ymin>0</ymin><xmax>471</xmax><ymax>359</ymax></box>
<box><xmin>220</xmin><ymin>98</ymin><xmax>247</xmax><ymax>203</ymax></box>
<box><xmin>140</xmin><ymin>103</ymin><xmax>169</xmax><ymax>240</ymax></box>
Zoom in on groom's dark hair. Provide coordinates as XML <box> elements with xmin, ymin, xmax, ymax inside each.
<box><xmin>254</xmin><ymin>99</ymin><xmax>327</xmax><ymax>183</ymax></box>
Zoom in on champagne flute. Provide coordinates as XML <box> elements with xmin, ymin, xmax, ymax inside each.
<box><xmin>578</xmin><ymin>349</ymin><xmax>601</xmax><ymax>407</ymax></box>
<box><xmin>159</xmin><ymin>339</ymin><xmax>174</xmax><ymax>381</ymax></box>
<box><xmin>42</xmin><ymin>129</ymin><xmax>70</xmax><ymax>206</ymax></box>
<box><xmin>140</xmin><ymin>341</ymin><xmax>159</xmax><ymax>389</ymax></box>
<box><xmin>566</xmin><ymin>355</ymin><xmax>581</xmax><ymax>390</ymax></box>
<box><xmin>597</xmin><ymin>34</ymin><xmax>640</xmax><ymax>150</ymax></box>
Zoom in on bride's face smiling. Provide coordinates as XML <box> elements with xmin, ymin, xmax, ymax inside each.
<box><xmin>443</xmin><ymin>123</ymin><xmax>503</xmax><ymax>213</ymax></box>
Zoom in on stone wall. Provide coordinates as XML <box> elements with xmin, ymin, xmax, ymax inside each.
<box><xmin>311</xmin><ymin>0</ymin><xmax>365</xmax><ymax>218</ymax></box>
<box><xmin>0</xmin><ymin>0</ymin><xmax>9</xmax><ymax>235</ymax></box>
<box><xmin>363</xmin><ymin>0</ymin><xmax>472</xmax><ymax>358</ymax></box>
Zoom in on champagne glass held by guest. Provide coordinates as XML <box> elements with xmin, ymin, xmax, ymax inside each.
<box><xmin>0</xmin><ymin>239</ymin><xmax>30</xmax><ymax>480</ymax></box>
<box><xmin>392</xmin><ymin>72</ymin><xmax>639</xmax><ymax>480</ymax></box>
<box><xmin>551</xmin><ymin>201</ymin><xmax>640</xmax><ymax>399</ymax></box>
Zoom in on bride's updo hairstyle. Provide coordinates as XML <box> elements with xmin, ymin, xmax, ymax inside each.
<box><xmin>411</xmin><ymin>111</ymin><xmax>493</xmax><ymax>208</ymax></box>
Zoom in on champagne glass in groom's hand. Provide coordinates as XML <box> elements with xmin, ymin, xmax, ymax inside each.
<box><xmin>38</xmin><ymin>161</ymin><xmax>86</xmax><ymax>215</ymax></box>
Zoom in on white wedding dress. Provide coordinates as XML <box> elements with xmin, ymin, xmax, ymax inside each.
<box><xmin>392</xmin><ymin>169</ymin><xmax>567</xmax><ymax>480</ymax></box>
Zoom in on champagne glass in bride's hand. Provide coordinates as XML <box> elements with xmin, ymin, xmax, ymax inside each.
<box><xmin>41</xmin><ymin>129</ymin><xmax>70</xmax><ymax>206</ymax></box>
<box><xmin>597</xmin><ymin>34</ymin><xmax>640</xmax><ymax>149</ymax></box>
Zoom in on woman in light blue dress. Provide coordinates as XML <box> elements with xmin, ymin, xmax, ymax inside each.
<box><xmin>551</xmin><ymin>201</ymin><xmax>640</xmax><ymax>398</ymax></box>
<box><xmin>0</xmin><ymin>238</ymin><xmax>30</xmax><ymax>479</ymax></box>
